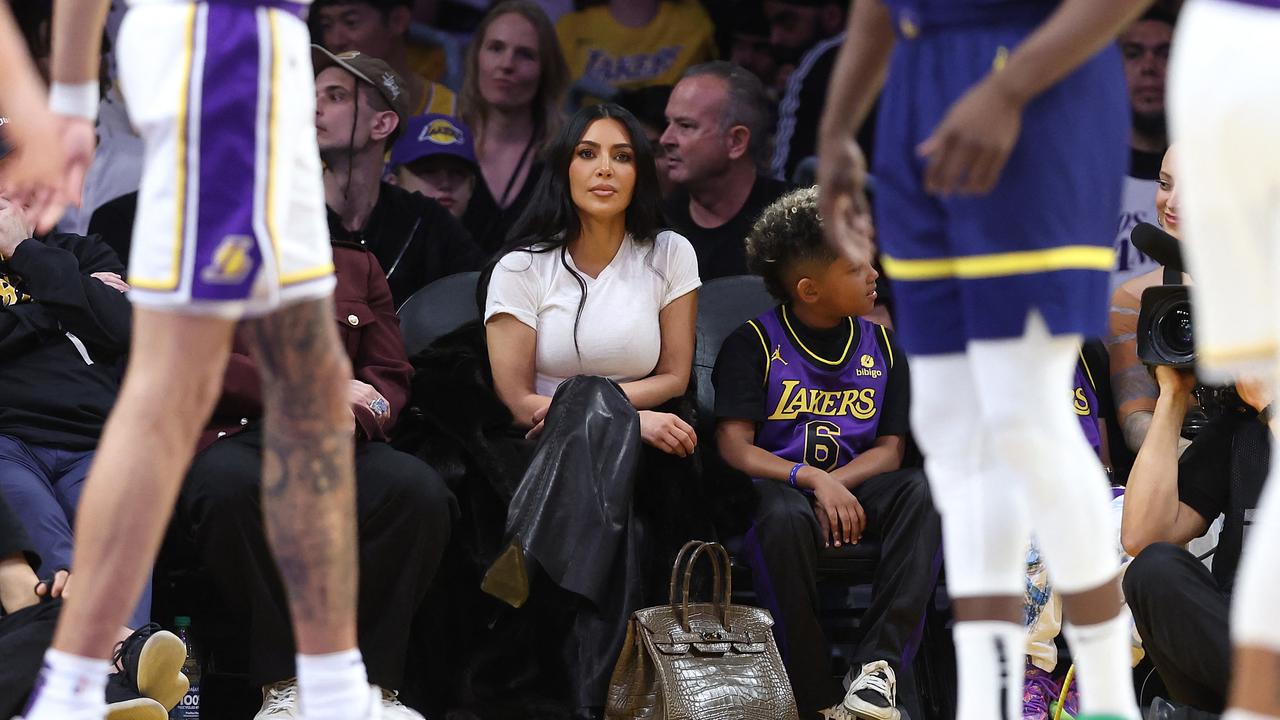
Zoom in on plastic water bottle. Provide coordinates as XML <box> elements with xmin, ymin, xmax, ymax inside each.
<box><xmin>170</xmin><ymin>616</ymin><xmax>201</xmax><ymax>719</ymax></box>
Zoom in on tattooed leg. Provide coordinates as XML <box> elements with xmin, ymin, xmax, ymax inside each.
<box><xmin>52</xmin><ymin>308</ymin><xmax>236</xmax><ymax>658</ymax></box>
<box><xmin>244</xmin><ymin>296</ymin><xmax>358</xmax><ymax>654</ymax></box>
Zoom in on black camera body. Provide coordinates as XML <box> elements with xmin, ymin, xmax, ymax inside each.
<box><xmin>1132</xmin><ymin>222</ymin><xmax>1196</xmax><ymax>368</ymax></box>
<box><xmin>1137</xmin><ymin>284</ymin><xmax>1195</xmax><ymax>368</ymax></box>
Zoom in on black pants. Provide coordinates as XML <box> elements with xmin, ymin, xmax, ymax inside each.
<box><xmin>180</xmin><ymin>428</ymin><xmax>456</xmax><ymax>690</ymax></box>
<box><xmin>741</xmin><ymin>468</ymin><xmax>941</xmax><ymax>717</ymax></box>
<box><xmin>1124</xmin><ymin>542</ymin><xmax>1231</xmax><ymax>713</ymax></box>
<box><xmin>0</xmin><ymin>599</ymin><xmax>60</xmax><ymax>718</ymax></box>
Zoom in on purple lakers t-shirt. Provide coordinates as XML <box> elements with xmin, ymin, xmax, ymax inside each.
<box><xmin>750</xmin><ymin>307</ymin><xmax>895</xmax><ymax>470</ymax></box>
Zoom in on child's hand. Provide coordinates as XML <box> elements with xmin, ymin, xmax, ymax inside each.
<box><xmin>806</xmin><ymin>469</ymin><xmax>865</xmax><ymax>548</ymax></box>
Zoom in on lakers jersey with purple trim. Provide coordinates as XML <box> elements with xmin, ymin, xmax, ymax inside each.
<box><xmin>117</xmin><ymin>0</ymin><xmax>334</xmax><ymax>317</ymax></box>
<box><xmin>751</xmin><ymin>307</ymin><xmax>894</xmax><ymax>471</ymax></box>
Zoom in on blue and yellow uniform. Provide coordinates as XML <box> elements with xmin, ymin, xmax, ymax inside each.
<box><xmin>873</xmin><ymin>0</ymin><xmax>1128</xmax><ymax>355</ymax></box>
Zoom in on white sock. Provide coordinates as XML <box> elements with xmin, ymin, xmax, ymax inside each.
<box><xmin>296</xmin><ymin>649</ymin><xmax>372</xmax><ymax>720</ymax></box>
<box><xmin>22</xmin><ymin>649</ymin><xmax>111</xmax><ymax>720</ymax></box>
<box><xmin>1062</xmin><ymin>611</ymin><xmax>1140</xmax><ymax>720</ymax></box>
<box><xmin>953</xmin><ymin>621</ymin><xmax>1024</xmax><ymax>720</ymax></box>
<box><xmin>1224</xmin><ymin>711</ymin><xmax>1279</xmax><ymax>720</ymax></box>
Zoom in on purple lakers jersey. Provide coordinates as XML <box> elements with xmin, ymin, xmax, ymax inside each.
<box><xmin>1074</xmin><ymin>354</ymin><xmax>1102</xmax><ymax>457</ymax></box>
<box><xmin>751</xmin><ymin>307</ymin><xmax>894</xmax><ymax>471</ymax></box>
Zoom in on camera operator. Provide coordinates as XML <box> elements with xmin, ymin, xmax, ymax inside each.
<box><xmin>1120</xmin><ymin>348</ymin><xmax>1271</xmax><ymax>716</ymax></box>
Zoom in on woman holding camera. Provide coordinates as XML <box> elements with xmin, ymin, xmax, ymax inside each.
<box><xmin>1109</xmin><ymin>144</ymin><xmax>1191</xmax><ymax>455</ymax></box>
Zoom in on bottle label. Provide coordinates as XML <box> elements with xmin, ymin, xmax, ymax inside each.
<box><xmin>170</xmin><ymin>683</ymin><xmax>200</xmax><ymax>719</ymax></box>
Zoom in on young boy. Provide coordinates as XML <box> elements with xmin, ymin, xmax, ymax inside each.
<box><xmin>388</xmin><ymin>113</ymin><xmax>477</xmax><ymax>219</ymax></box>
<box><xmin>713</xmin><ymin>187</ymin><xmax>941</xmax><ymax>720</ymax></box>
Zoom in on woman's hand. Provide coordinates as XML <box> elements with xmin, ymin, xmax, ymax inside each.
<box><xmin>525</xmin><ymin>402</ymin><xmax>552</xmax><ymax>440</ymax></box>
<box><xmin>639</xmin><ymin>410</ymin><xmax>697</xmax><ymax>457</ymax></box>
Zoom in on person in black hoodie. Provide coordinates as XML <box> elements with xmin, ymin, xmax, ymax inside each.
<box><xmin>0</xmin><ymin>192</ymin><xmax>143</xmax><ymax>632</ymax></box>
<box><xmin>315</xmin><ymin>47</ymin><xmax>482</xmax><ymax>307</ymax></box>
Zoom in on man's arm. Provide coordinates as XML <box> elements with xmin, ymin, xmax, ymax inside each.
<box><xmin>816</xmin><ymin>0</ymin><xmax>894</xmax><ymax>256</ymax></box>
<box><xmin>1120</xmin><ymin>366</ymin><xmax>1212</xmax><ymax>556</ymax></box>
<box><xmin>7</xmin><ymin>234</ymin><xmax>131</xmax><ymax>353</ymax></box>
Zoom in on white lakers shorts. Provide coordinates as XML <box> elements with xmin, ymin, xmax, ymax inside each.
<box><xmin>117</xmin><ymin>0</ymin><xmax>334</xmax><ymax>318</ymax></box>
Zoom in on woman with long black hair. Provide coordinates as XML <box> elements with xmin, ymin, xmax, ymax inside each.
<box><xmin>480</xmin><ymin>102</ymin><xmax>701</xmax><ymax>717</ymax></box>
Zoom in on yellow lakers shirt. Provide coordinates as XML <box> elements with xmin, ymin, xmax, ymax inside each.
<box><xmin>556</xmin><ymin>1</ymin><xmax>716</xmax><ymax>96</ymax></box>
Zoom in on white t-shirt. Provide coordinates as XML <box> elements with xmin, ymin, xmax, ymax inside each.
<box><xmin>485</xmin><ymin>230</ymin><xmax>701</xmax><ymax>397</ymax></box>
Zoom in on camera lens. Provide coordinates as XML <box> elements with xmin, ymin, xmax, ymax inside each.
<box><xmin>1155</xmin><ymin>301</ymin><xmax>1194</xmax><ymax>357</ymax></box>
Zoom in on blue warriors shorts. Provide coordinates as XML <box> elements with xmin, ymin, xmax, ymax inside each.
<box><xmin>118</xmin><ymin>0</ymin><xmax>335</xmax><ymax>318</ymax></box>
<box><xmin>873</xmin><ymin>7</ymin><xmax>1128</xmax><ymax>355</ymax></box>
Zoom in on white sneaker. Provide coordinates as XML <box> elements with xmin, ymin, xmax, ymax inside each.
<box><xmin>840</xmin><ymin>660</ymin><xmax>901</xmax><ymax>720</ymax></box>
<box><xmin>255</xmin><ymin>680</ymin><xmax>301</xmax><ymax>718</ymax></box>
<box><xmin>378</xmin><ymin>688</ymin><xmax>426</xmax><ymax>719</ymax></box>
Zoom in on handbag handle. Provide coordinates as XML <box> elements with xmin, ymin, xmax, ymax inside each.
<box><xmin>674</xmin><ymin>541</ymin><xmax>734</xmax><ymax>632</ymax></box>
<box><xmin>668</xmin><ymin>540</ymin><xmax>718</xmax><ymax>612</ymax></box>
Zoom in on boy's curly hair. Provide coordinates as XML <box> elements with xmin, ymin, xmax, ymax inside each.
<box><xmin>745</xmin><ymin>186</ymin><xmax>836</xmax><ymax>301</ymax></box>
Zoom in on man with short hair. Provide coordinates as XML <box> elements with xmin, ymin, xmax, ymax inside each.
<box><xmin>312</xmin><ymin>0</ymin><xmax>458</xmax><ymax>117</ymax></box>
<box><xmin>1111</xmin><ymin>8</ymin><xmax>1175</xmax><ymax>290</ymax></box>
<box><xmin>660</xmin><ymin>61</ymin><xmax>789</xmax><ymax>280</ymax></box>
<box><xmin>316</xmin><ymin>48</ymin><xmax>481</xmax><ymax>306</ymax></box>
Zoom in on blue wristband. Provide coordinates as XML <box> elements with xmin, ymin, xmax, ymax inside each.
<box><xmin>789</xmin><ymin>463</ymin><xmax>804</xmax><ymax>488</ymax></box>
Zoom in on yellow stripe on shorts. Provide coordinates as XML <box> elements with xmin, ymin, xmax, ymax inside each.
<box><xmin>882</xmin><ymin>245</ymin><xmax>1115</xmax><ymax>281</ymax></box>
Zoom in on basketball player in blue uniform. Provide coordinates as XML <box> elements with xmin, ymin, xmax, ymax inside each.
<box><xmin>1169</xmin><ymin>1</ymin><xmax>1280</xmax><ymax>717</ymax></box>
<box><xmin>21</xmin><ymin>1</ymin><xmax>382</xmax><ymax>719</ymax></box>
<box><xmin>714</xmin><ymin>187</ymin><xmax>941</xmax><ymax>720</ymax></box>
<box><xmin>816</xmin><ymin>2</ymin><xmax>1152</xmax><ymax>719</ymax></box>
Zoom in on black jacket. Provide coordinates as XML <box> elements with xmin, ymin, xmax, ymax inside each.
<box><xmin>328</xmin><ymin>183</ymin><xmax>482</xmax><ymax>307</ymax></box>
<box><xmin>0</xmin><ymin>234</ymin><xmax>130</xmax><ymax>450</ymax></box>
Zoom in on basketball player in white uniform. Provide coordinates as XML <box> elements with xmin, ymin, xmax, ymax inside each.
<box><xmin>1169</xmin><ymin>1</ymin><xmax>1280</xmax><ymax>718</ymax></box>
<box><xmin>20</xmin><ymin>1</ymin><xmax>382</xmax><ymax>718</ymax></box>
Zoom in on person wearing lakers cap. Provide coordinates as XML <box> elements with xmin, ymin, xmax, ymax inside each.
<box><xmin>389</xmin><ymin>114</ymin><xmax>479</xmax><ymax>220</ymax></box>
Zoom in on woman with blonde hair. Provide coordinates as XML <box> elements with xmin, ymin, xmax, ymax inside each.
<box><xmin>459</xmin><ymin>0</ymin><xmax>569</xmax><ymax>253</ymax></box>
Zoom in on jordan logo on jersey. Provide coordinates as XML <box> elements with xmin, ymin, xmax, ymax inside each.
<box><xmin>202</xmin><ymin>235</ymin><xmax>255</xmax><ymax>284</ymax></box>
<box><xmin>769</xmin><ymin>346</ymin><xmax>789</xmax><ymax>366</ymax></box>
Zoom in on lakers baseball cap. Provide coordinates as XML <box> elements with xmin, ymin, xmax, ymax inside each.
<box><xmin>311</xmin><ymin>45</ymin><xmax>411</xmax><ymax>128</ymax></box>
<box><xmin>389</xmin><ymin>114</ymin><xmax>478</xmax><ymax>171</ymax></box>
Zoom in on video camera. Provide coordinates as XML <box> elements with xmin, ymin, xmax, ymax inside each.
<box><xmin>1131</xmin><ymin>223</ymin><xmax>1245</xmax><ymax>432</ymax></box>
<box><xmin>1133</xmin><ymin>222</ymin><xmax>1195</xmax><ymax>368</ymax></box>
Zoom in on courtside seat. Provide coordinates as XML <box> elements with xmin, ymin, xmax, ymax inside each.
<box><xmin>397</xmin><ymin>271</ymin><xmax>481</xmax><ymax>359</ymax></box>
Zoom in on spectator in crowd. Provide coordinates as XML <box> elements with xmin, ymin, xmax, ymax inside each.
<box><xmin>764</xmin><ymin>0</ymin><xmax>845</xmax><ymax>89</ymax></box>
<box><xmin>712</xmin><ymin>186</ymin><xmax>938</xmax><ymax>720</ymax></box>
<box><xmin>1109</xmin><ymin>145</ymin><xmax>1186</xmax><ymax>454</ymax></box>
<box><xmin>312</xmin><ymin>0</ymin><xmax>459</xmax><ymax>116</ymax></box>
<box><xmin>1111</xmin><ymin>8</ymin><xmax>1176</xmax><ymax>290</ymax></box>
<box><xmin>388</xmin><ymin>113</ymin><xmax>480</xmax><ymax>219</ymax></box>
<box><xmin>661</xmin><ymin>62</ymin><xmax>789</xmax><ymax>279</ymax></box>
<box><xmin>727</xmin><ymin>4</ymin><xmax>780</xmax><ymax>97</ymax></box>
<box><xmin>459</xmin><ymin>1</ymin><xmax>569</xmax><ymax>253</ymax></box>
<box><xmin>177</xmin><ymin>238</ymin><xmax>455</xmax><ymax>720</ymax></box>
<box><xmin>316</xmin><ymin>48</ymin><xmax>481</xmax><ymax>306</ymax></box>
<box><xmin>614</xmin><ymin>85</ymin><xmax>674</xmax><ymax>197</ymax></box>
<box><xmin>0</xmin><ymin>493</ymin><xmax>189</xmax><ymax>720</ymax></box>
<box><xmin>555</xmin><ymin>0</ymin><xmax>716</xmax><ymax>103</ymax></box>
<box><xmin>482</xmin><ymin>103</ymin><xmax>701</xmax><ymax>716</ymax></box>
<box><xmin>0</xmin><ymin>190</ymin><xmax>146</xmax><ymax>632</ymax></box>
<box><xmin>1119</xmin><ymin>365</ymin><xmax>1270</xmax><ymax>716</ymax></box>
<box><xmin>767</xmin><ymin>0</ymin><xmax>870</xmax><ymax>184</ymax></box>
